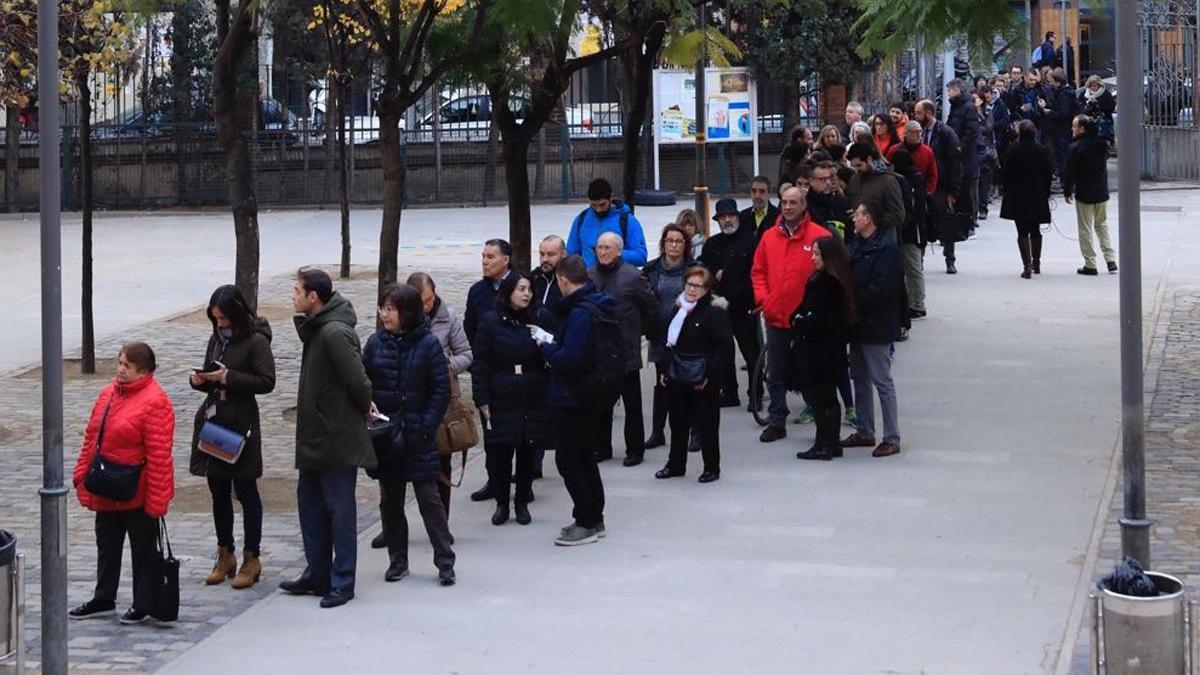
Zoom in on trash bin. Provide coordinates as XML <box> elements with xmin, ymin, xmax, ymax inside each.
<box><xmin>0</xmin><ymin>529</ymin><xmax>15</xmax><ymax>659</ymax></box>
<box><xmin>1100</xmin><ymin>571</ymin><xmax>1187</xmax><ymax>674</ymax></box>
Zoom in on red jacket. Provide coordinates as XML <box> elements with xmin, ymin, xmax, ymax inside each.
<box><xmin>887</xmin><ymin>142</ymin><xmax>939</xmax><ymax>196</ymax></box>
<box><xmin>752</xmin><ymin>213</ymin><xmax>831</xmax><ymax>329</ymax></box>
<box><xmin>73</xmin><ymin>375</ymin><xmax>175</xmax><ymax>517</ymax></box>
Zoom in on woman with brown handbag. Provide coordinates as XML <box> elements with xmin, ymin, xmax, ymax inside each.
<box><xmin>470</xmin><ymin>272</ymin><xmax>556</xmax><ymax>525</ymax></box>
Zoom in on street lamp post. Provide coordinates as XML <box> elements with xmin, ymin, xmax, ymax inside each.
<box><xmin>36</xmin><ymin>0</ymin><xmax>69</xmax><ymax>672</ymax></box>
<box><xmin>693</xmin><ymin>2</ymin><xmax>708</xmax><ymax>223</ymax></box>
<box><xmin>1115</xmin><ymin>0</ymin><xmax>1150</xmax><ymax>567</ymax></box>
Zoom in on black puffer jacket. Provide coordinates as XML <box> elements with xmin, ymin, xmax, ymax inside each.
<box><xmin>661</xmin><ymin>294</ymin><xmax>733</xmax><ymax>390</ymax></box>
<box><xmin>190</xmin><ymin>318</ymin><xmax>276</xmax><ymax>480</ymax></box>
<box><xmin>362</xmin><ymin>320</ymin><xmax>450</xmax><ymax>482</ymax></box>
<box><xmin>643</xmin><ymin>255</ymin><xmax>697</xmax><ymax>364</ymax></box>
<box><xmin>787</xmin><ymin>272</ymin><xmax>850</xmax><ymax>390</ymax></box>
<box><xmin>470</xmin><ymin>307</ymin><xmax>556</xmax><ymax>449</ymax></box>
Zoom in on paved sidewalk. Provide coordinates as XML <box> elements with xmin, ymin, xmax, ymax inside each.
<box><xmin>1</xmin><ymin>191</ymin><xmax>1195</xmax><ymax>673</ymax></box>
<box><xmin>163</xmin><ymin>193</ymin><xmax>1192</xmax><ymax>674</ymax></box>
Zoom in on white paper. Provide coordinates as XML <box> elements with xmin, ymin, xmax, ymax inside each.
<box><xmin>532</xmin><ymin>327</ymin><xmax>555</xmax><ymax>345</ymax></box>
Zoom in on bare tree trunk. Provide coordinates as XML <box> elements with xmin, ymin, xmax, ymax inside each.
<box><xmin>377</xmin><ymin>108</ymin><xmax>405</xmax><ymax>299</ymax></box>
<box><xmin>5</xmin><ymin>107</ymin><xmax>19</xmax><ymax>212</ymax></box>
<box><xmin>782</xmin><ymin>82</ymin><xmax>800</xmax><ymax>139</ymax></box>
<box><xmin>483</xmin><ymin>119</ymin><xmax>499</xmax><ymax>204</ymax></box>
<box><xmin>501</xmin><ymin>136</ymin><xmax>532</xmax><ymax>272</ymax></box>
<box><xmin>213</xmin><ymin>0</ymin><xmax>261</xmax><ymax>311</ymax></box>
<box><xmin>619</xmin><ymin>23</ymin><xmax>666</xmax><ymax>205</ymax></box>
<box><xmin>79</xmin><ymin>75</ymin><xmax>96</xmax><ymax>374</ymax></box>
<box><xmin>336</xmin><ymin>75</ymin><xmax>351</xmax><ymax>279</ymax></box>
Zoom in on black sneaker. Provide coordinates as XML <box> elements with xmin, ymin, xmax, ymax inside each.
<box><xmin>69</xmin><ymin>598</ymin><xmax>115</xmax><ymax>620</ymax></box>
<box><xmin>907</xmin><ymin>308</ymin><xmax>927</xmax><ymax>320</ymax></box>
<box><xmin>1107</xmin><ymin>261</ymin><xmax>1118</xmax><ymax>273</ymax></box>
<box><xmin>469</xmin><ymin>483</ymin><xmax>495</xmax><ymax>502</ymax></box>
<box><xmin>1077</xmin><ymin>266</ymin><xmax>1099</xmax><ymax>276</ymax></box>
<box><xmin>439</xmin><ymin>568</ymin><xmax>456</xmax><ymax>586</ymax></box>
<box><xmin>119</xmin><ymin>608</ymin><xmax>150</xmax><ymax>625</ymax></box>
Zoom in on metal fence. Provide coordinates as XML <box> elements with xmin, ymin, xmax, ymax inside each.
<box><xmin>2</xmin><ymin>80</ymin><xmax>816</xmax><ymax>211</ymax></box>
<box><xmin>1139</xmin><ymin>0</ymin><xmax>1200</xmax><ymax>181</ymax></box>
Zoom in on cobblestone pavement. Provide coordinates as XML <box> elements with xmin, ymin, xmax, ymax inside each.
<box><xmin>0</xmin><ymin>263</ymin><xmax>477</xmax><ymax>672</ymax></box>
<box><xmin>1069</xmin><ymin>290</ymin><xmax>1200</xmax><ymax>673</ymax></box>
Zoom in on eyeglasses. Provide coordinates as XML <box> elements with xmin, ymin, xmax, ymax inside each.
<box><xmin>684</xmin><ymin>282</ymin><xmax>707</xmax><ymax>291</ymax></box>
<box><xmin>665</xmin><ymin>239</ymin><xmax>686</xmax><ymax>245</ymax></box>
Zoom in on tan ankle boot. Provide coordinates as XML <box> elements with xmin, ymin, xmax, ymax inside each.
<box><xmin>206</xmin><ymin>548</ymin><xmax>237</xmax><ymax>585</ymax></box>
<box><xmin>231</xmin><ymin>550</ymin><xmax>261</xmax><ymax>589</ymax></box>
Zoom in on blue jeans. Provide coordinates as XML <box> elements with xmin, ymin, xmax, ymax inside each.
<box><xmin>765</xmin><ymin>326</ymin><xmax>792</xmax><ymax>429</ymax></box>
<box><xmin>297</xmin><ymin>467</ymin><xmax>358</xmax><ymax>594</ymax></box>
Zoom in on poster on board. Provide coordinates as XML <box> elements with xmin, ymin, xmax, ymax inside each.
<box><xmin>653</xmin><ymin>67</ymin><xmax>756</xmax><ymax>145</ymax></box>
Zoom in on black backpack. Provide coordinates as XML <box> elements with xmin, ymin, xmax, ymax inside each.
<box><xmin>574</xmin><ymin>300</ymin><xmax>627</xmax><ymax>405</ymax></box>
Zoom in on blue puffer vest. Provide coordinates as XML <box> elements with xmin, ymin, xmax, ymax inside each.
<box><xmin>362</xmin><ymin>319</ymin><xmax>450</xmax><ymax>482</ymax></box>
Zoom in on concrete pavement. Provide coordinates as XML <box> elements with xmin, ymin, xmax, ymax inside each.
<box><xmin>145</xmin><ymin>190</ymin><xmax>1195</xmax><ymax>674</ymax></box>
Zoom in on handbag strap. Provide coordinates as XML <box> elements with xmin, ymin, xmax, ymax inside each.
<box><xmin>158</xmin><ymin>517</ymin><xmax>173</xmax><ymax>558</ymax></box>
<box><xmin>94</xmin><ymin>393</ymin><xmax>116</xmax><ymax>457</ymax></box>
<box><xmin>439</xmin><ymin>448</ymin><xmax>468</xmax><ymax>489</ymax></box>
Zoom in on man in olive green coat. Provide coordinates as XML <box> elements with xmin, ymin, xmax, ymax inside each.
<box><xmin>278</xmin><ymin>268</ymin><xmax>374</xmax><ymax>609</ymax></box>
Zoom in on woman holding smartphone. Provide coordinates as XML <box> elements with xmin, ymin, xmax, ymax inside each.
<box><xmin>470</xmin><ymin>272</ymin><xmax>555</xmax><ymax>525</ymax></box>
<box><xmin>189</xmin><ymin>285</ymin><xmax>276</xmax><ymax>589</ymax></box>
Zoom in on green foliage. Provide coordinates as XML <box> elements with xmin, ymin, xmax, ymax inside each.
<box><xmin>854</xmin><ymin>0</ymin><xmax>1022</xmax><ymax>66</ymax></box>
<box><xmin>744</xmin><ymin>0</ymin><xmax>870</xmax><ymax>86</ymax></box>
<box><xmin>167</xmin><ymin>0</ymin><xmax>217</xmax><ymax>119</ymax></box>
<box><xmin>660</xmin><ymin>26</ymin><xmax>742</xmax><ymax>69</ymax></box>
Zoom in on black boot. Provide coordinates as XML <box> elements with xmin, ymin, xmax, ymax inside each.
<box><xmin>1017</xmin><ymin>235</ymin><xmax>1032</xmax><ymax>279</ymax></box>
<box><xmin>514</xmin><ymin>502</ymin><xmax>531</xmax><ymax>525</ymax></box>
<box><xmin>469</xmin><ymin>482</ymin><xmax>494</xmax><ymax>502</ymax></box>
<box><xmin>1031</xmin><ymin>233</ymin><xmax>1043</xmax><ymax>274</ymax></box>
<box><xmin>491</xmin><ymin>503</ymin><xmax>510</xmax><ymax>526</ymax></box>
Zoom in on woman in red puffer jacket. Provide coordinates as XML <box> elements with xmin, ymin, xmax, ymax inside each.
<box><xmin>69</xmin><ymin>342</ymin><xmax>176</xmax><ymax>625</ymax></box>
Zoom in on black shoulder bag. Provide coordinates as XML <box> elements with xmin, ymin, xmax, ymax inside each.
<box><xmin>83</xmin><ymin>395</ymin><xmax>145</xmax><ymax>502</ymax></box>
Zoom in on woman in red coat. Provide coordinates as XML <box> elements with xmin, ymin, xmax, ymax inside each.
<box><xmin>69</xmin><ymin>342</ymin><xmax>176</xmax><ymax>624</ymax></box>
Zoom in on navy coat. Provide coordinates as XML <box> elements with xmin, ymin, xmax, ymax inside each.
<box><xmin>848</xmin><ymin>230</ymin><xmax>904</xmax><ymax>345</ymax></box>
<box><xmin>362</xmin><ymin>320</ymin><xmax>450</xmax><ymax>482</ymax></box>
<box><xmin>540</xmin><ymin>281</ymin><xmax>617</xmax><ymax>409</ymax></box>
<box><xmin>470</xmin><ymin>307</ymin><xmax>556</xmax><ymax>449</ymax></box>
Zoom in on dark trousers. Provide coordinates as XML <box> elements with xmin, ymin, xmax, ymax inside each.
<box><xmin>978</xmin><ymin>163</ymin><xmax>994</xmax><ymax>214</ymax></box>
<box><xmin>93</xmin><ymin>509</ymin><xmax>157</xmax><ymax>609</ymax></box>
<box><xmin>596</xmin><ymin>370</ymin><xmax>644</xmax><ymax>458</ymax></box>
<box><xmin>555</xmin><ymin>406</ymin><xmax>605</xmax><ymax>529</ymax></box>
<box><xmin>802</xmin><ymin>381</ymin><xmax>842</xmax><ymax>452</ymax></box>
<box><xmin>379</xmin><ymin>476</ymin><xmax>455</xmax><ymax>572</ymax></box>
<box><xmin>838</xmin><ymin>370</ymin><xmax>854</xmax><ymax>409</ymax></box>
<box><xmin>665</xmin><ymin>384</ymin><xmax>721</xmax><ymax>474</ymax></box>
<box><xmin>944</xmin><ymin>177</ymin><xmax>979</xmax><ymax>263</ymax></box>
<box><xmin>207</xmin><ymin>476</ymin><xmax>263</xmax><ymax>554</ymax></box>
<box><xmin>296</xmin><ymin>467</ymin><xmax>358</xmax><ymax>594</ymax></box>
<box><xmin>722</xmin><ymin>308</ymin><xmax>763</xmax><ymax>403</ymax></box>
<box><xmin>765</xmin><ymin>326</ymin><xmax>793</xmax><ymax>428</ymax></box>
<box><xmin>485</xmin><ymin>441</ymin><xmax>535</xmax><ymax>506</ymax></box>
<box><xmin>438</xmin><ymin>454</ymin><xmax>452</xmax><ymax>516</ymax></box>
<box><xmin>650</xmin><ymin>364</ymin><xmax>669</xmax><ymax>437</ymax></box>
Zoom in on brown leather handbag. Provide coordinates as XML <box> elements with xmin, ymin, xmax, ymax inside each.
<box><xmin>436</xmin><ymin>397</ymin><xmax>479</xmax><ymax>487</ymax></box>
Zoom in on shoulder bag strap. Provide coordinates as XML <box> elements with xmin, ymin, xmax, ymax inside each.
<box><xmin>158</xmin><ymin>517</ymin><xmax>173</xmax><ymax>559</ymax></box>
<box><xmin>94</xmin><ymin>394</ymin><xmax>115</xmax><ymax>457</ymax></box>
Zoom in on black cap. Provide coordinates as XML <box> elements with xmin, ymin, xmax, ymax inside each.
<box><xmin>712</xmin><ymin>198</ymin><xmax>739</xmax><ymax>220</ymax></box>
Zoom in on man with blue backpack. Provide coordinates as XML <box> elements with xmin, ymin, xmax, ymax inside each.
<box><xmin>537</xmin><ymin>255</ymin><xmax>625</xmax><ymax>546</ymax></box>
<box><xmin>566</xmin><ymin>178</ymin><xmax>648</xmax><ymax>267</ymax></box>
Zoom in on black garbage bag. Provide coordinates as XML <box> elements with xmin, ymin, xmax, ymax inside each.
<box><xmin>1099</xmin><ymin>556</ymin><xmax>1158</xmax><ymax>597</ymax></box>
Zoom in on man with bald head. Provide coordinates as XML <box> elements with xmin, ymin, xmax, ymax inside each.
<box><xmin>533</xmin><ymin>234</ymin><xmax>567</xmax><ymax>314</ymax></box>
<box><xmin>751</xmin><ymin>186</ymin><xmax>831</xmax><ymax>443</ymax></box>
<box><xmin>887</xmin><ymin>120</ymin><xmax>939</xmax><ymax>196</ymax></box>
<box><xmin>588</xmin><ymin>232</ymin><xmax>659</xmax><ymax>466</ymax></box>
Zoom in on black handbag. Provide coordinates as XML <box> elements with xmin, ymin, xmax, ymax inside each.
<box><xmin>138</xmin><ymin>518</ymin><xmax>179</xmax><ymax>622</ymax></box>
<box><xmin>936</xmin><ymin>209</ymin><xmax>973</xmax><ymax>244</ymax></box>
<box><xmin>367</xmin><ymin>347</ymin><xmax>415</xmax><ymax>465</ymax></box>
<box><xmin>665</xmin><ymin>351</ymin><xmax>708</xmax><ymax>386</ymax></box>
<box><xmin>83</xmin><ymin>397</ymin><xmax>144</xmax><ymax>501</ymax></box>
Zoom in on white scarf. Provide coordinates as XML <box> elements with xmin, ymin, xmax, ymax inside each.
<box><xmin>1084</xmin><ymin>86</ymin><xmax>1104</xmax><ymax>102</ymax></box>
<box><xmin>666</xmin><ymin>293</ymin><xmax>698</xmax><ymax>348</ymax></box>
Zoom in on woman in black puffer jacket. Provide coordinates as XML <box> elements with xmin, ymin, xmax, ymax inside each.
<box><xmin>362</xmin><ymin>283</ymin><xmax>455</xmax><ymax>586</ymax></box>
<box><xmin>470</xmin><ymin>272</ymin><xmax>556</xmax><ymax>526</ymax></box>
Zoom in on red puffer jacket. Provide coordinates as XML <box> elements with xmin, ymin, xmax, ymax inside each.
<box><xmin>751</xmin><ymin>213</ymin><xmax>832</xmax><ymax>329</ymax></box>
<box><xmin>73</xmin><ymin>375</ymin><xmax>176</xmax><ymax>517</ymax></box>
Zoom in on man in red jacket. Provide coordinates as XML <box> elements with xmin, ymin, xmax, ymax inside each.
<box><xmin>751</xmin><ymin>186</ymin><xmax>831</xmax><ymax>442</ymax></box>
<box><xmin>887</xmin><ymin>121</ymin><xmax>939</xmax><ymax>196</ymax></box>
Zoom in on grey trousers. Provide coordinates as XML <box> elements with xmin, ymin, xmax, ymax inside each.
<box><xmin>849</xmin><ymin>342</ymin><xmax>901</xmax><ymax>444</ymax></box>
<box><xmin>901</xmin><ymin>243</ymin><xmax>926</xmax><ymax>313</ymax></box>
<box><xmin>765</xmin><ymin>326</ymin><xmax>793</xmax><ymax>429</ymax></box>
